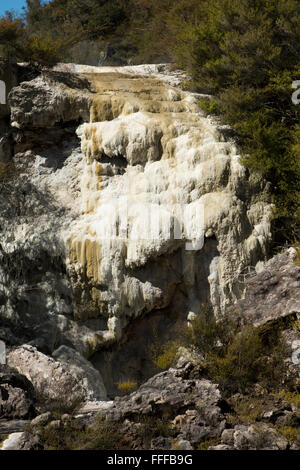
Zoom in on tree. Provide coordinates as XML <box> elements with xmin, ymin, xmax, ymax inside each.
<box><xmin>166</xmin><ymin>0</ymin><xmax>300</xmax><ymax>240</ymax></box>
<box><xmin>0</xmin><ymin>15</ymin><xmax>24</xmax><ymax>60</ymax></box>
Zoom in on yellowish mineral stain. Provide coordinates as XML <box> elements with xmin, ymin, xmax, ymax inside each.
<box><xmin>69</xmin><ymin>237</ymin><xmax>102</xmax><ymax>284</ymax></box>
<box><xmin>69</xmin><ymin>71</ymin><xmax>203</xmax><ymax>323</ymax></box>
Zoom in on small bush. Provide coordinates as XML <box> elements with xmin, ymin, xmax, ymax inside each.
<box><xmin>227</xmin><ymin>396</ymin><xmax>264</xmax><ymax>425</ymax></box>
<box><xmin>137</xmin><ymin>415</ymin><xmax>175</xmax><ymax>449</ymax></box>
<box><xmin>199</xmin><ymin>98</ymin><xmax>222</xmax><ymax>116</ymax></box>
<box><xmin>276</xmin><ymin>426</ymin><xmax>300</xmax><ymax>447</ymax></box>
<box><xmin>29</xmin><ymin>415</ymin><xmax>127</xmax><ymax>450</ymax></box>
<box><xmin>116</xmin><ymin>380</ymin><xmax>138</xmax><ymax>395</ymax></box>
<box><xmin>197</xmin><ymin>438</ymin><xmax>221</xmax><ymax>451</ymax></box>
<box><xmin>205</xmin><ymin>324</ymin><xmax>287</xmax><ymax>395</ymax></box>
<box><xmin>151</xmin><ymin>340</ymin><xmax>180</xmax><ymax>370</ymax></box>
<box><xmin>276</xmin><ymin>391</ymin><xmax>300</xmax><ymax>408</ymax></box>
<box><xmin>184</xmin><ymin>304</ymin><xmax>237</xmax><ymax>359</ymax></box>
<box><xmin>0</xmin><ymin>162</ymin><xmax>16</xmax><ymax>183</ymax></box>
<box><xmin>150</xmin><ymin>331</ymin><xmax>182</xmax><ymax>371</ymax></box>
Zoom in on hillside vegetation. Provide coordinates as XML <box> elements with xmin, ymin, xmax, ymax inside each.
<box><xmin>0</xmin><ymin>0</ymin><xmax>299</xmax><ymax>242</ymax></box>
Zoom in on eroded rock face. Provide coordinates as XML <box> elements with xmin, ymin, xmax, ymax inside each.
<box><xmin>107</xmin><ymin>366</ymin><xmax>226</xmax><ymax>442</ymax></box>
<box><xmin>52</xmin><ymin>345</ymin><xmax>107</xmax><ymax>401</ymax></box>
<box><xmin>7</xmin><ymin>345</ymin><xmax>85</xmax><ymax>412</ymax></box>
<box><xmin>228</xmin><ymin>247</ymin><xmax>300</xmax><ymax>385</ymax></box>
<box><xmin>230</xmin><ymin>248</ymin><xmax>300</xmax><ymax>326</ymax></box>
<box><xmin>210</xmin><ymin>424</ymin><xmax>289</xmax><ymax>451</ymax></box>
<box><xmin>1</xmin><ymin>64</ymin><xmax>272</xmax><ymax>388</ymax></box>
<box><xmin>0</xmin><ymin>369</ymin><xmax>35</xmax><ymax>419</ymax></box>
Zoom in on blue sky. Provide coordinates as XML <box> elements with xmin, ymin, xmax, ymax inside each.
<box><xmin>0</xmin><ymin>1</ymin><xmax>28</xmax><ymax>15</ymax></box>
<box><xmin>0</xmin><ymin>1</ymin><xmax>51</xmax><ymax>16</ymax></box>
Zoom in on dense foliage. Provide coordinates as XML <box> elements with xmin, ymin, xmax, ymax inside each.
<box><xmin>153</xmin><ymin>306</ymin><xmax>289</xmax><ymax>395</ymax></box>
<box><xmin>164</xmin><ymin>0</ymin><xmax>300</xmax><ymax>241</ymax></box>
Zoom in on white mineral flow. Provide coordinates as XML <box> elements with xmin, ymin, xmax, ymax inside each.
<box><xmin>62</xmin><ymin>65</ymin><xmax>272</xmax><ymax>356</ymax></box>
<box><xmin>3</xmin><ymin>64</ymin><xmax>272</xmax><ymax>364</ymax></box>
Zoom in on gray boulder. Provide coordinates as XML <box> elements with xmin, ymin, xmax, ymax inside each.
<box><xmin>0</xmin><ymin>369</ymin><xmax>35</xmax><ymax>419</ymax></box>
<box><xmin>107</xmin><ymin>365</ymin><xmax>226</xmax><ymax>448</ymax></box>
<box><xmin>7</xmin><ymin>345</ymin><xmax>85</xmax><ymax>412</ymax></box>
<box><xmin>231</xmin><ymin>248</ymin><xmax>300</xmax><ymax>326</ymax></box>
<box><xmin>209</xmin><ymin>423</ymin><xmax>289</xmax><ymax>450</ymax></box>
<box><xmin>52</xmin><ymin>345</ymin><xmax>107</xmax><ymax>401</ymax></box>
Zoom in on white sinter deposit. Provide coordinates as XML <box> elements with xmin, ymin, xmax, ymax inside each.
<box><xmin>2</xmin><ymin>64</ymin><xmax>271</xmax><ymax>383</ymax></box>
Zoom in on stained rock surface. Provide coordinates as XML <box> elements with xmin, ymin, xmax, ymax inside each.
<box><xmin>7</xmin><ymin>345</ymin><xmax>85</xmax><ymax>412</ymax></box>
<box><xmin>52</xmin><ymin>345</ymin><xmax>107</xmax><ymax>401</ymax></box>
<box><xmin>231</xmin><ymin>248</ymin><xmax>300</xmax><ymax>326</ymax></box>
<box><xmin>1</xmin><ymin>63</ymin><xmax>271</xmax><ymax>393</ymax></box>
<box><xmin>0</xmin><ymin>368</ymin><xmax>35</xmax><ymax>419</ymax></box>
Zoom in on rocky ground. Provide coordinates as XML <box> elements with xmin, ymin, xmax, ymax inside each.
<box><xmin>0</xmin><ymin>248</ymin><xmax>299</xmax><ymax>450</ymax></box>
<box><xmin>1</xmin><ymin>360</ymin><xmax>299</xmax><ymax>450</ymax></box>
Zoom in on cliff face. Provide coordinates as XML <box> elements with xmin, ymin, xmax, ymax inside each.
<box><xmin>0</xmin><ymin>64</ymin><xmax>271</xmax><ymax>394</ymax></box>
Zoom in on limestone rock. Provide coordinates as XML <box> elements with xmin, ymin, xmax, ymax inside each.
<box><xmin>7</xmin><ymin>345</ymin><xmax>86</xmax><ymax>412</ymax></box>
<box><xmin>0</xmin><ymin>369</ymin><xmax>35</xmax><ymax>419</ymax></box>
<box><xmin>217</xmin><ymin>423</ymin><xmax>288</xmax><ymax>450</ymax></box>
<box><xmin>106</xmin><ymin>366</ymin><xmax>225</xmax><ymax>448</ymax></box>
<box><xmin>9</xmin><ymin>71</ymin><xmax>92</xmax><ymax>130</ymax></box>
<box><xmin>52</xmin><ymin>345</ymin><xmax>107</xmax><ymax>401</ymax></box>
<box><xmin>176</xmin><ymin>439</ymin><xmax>193</xmax><ymax>450</ymax></box>
<box><xmin>150</xmin><ymin>437</ymin><xmax>173</xmax><ymax>450</ymax></box>
<box><xmin>108</xmin><ymin>367</ymin><xmax>223</xmax><ymax>420</ymax></box>
<box><xmin>230</xmin><ymin>248</ymin><xmax>300</xmax><ymax>326</ymax></box>
<box><xmin>30</xmin><ymin>412</ymin><xmax>52</xmax><ymax>428</ymax></box>
<box><xmin>213</xmin><ymin>423</ymin><xmax>289</xmax><ymax>450</ymax></box>
<box><xmin>0</xmin><ymin>432</ymin><xmax>25</xmax><ymax>450</ymax></box>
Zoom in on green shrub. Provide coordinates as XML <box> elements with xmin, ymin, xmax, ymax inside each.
<box><xmin>276</xmin><ymin>391</ymin><xmax>300</xmax><ymax>408</ymax></box>
<box><xmin>182</xmin><ymin>304</ymin><xmax>287</xmax><ymax>395</ymax></box>
<box><xmin>29</xmin><ymin>415</ymin><xmax>127</xmax><ymax>450</ymax></box>
<box><xmin>227</xmin><ymin>396</ymin><xmax>264</xmax><ymax>425</ymax></box>
<box><xmin>276</xmin><ymin>426</ymin><xmax>300</xmax><ymax>447</ymax></box>
<box><xmin>205</xmin><ymin>323</ymin><xmax>287</xmax><ymax>394</ymax></box>
<box><xmin>116</xmin><ymin>380</ymin><xmax>138</xmax><ymax>395</ymax></box>
<box><xmin>137</xmin><ymin>415</ymin><xmax>175</xmax><ymax>449</ymax></box>
<box><xmin>184</xmin><ymin>304</ymin><xmax>237</xmax><ymax>359</ymax></box>
<box><xmin>197</xmin><ymin>438</ymin><xmax>221</xmax><ymax>451</ymax></box>
<box><xmin>151</xmin><ymin>340</ymin><xmax>181</xmax><ymax>370</ymax></box>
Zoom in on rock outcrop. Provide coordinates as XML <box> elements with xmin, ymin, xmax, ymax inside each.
<box><xmin>5</xmin><ymin>357</ymin><xmax>299</xmax><ymax>450</ymax></box>
<box><xmin>52</xmin><ymin>345</ymin><xmax>107</xmax><ymax>401</ymax></box>
<box><xmin>7</xmin><ymin>345</ymin><xmax>85</xmax><ymax>412</ymax></box>
<box><xmin>210</xmin><ymin>424</ymin><xmax>289</xmax><ymax>451</ymax></box>
<box><xmin>229</xmin><ymin>247</ymin><xmax>300</xmax><ymax>384</ymax></box>
<box><xmin>230</xmin><ymin>247</ymin><xmax>300</xmax><ymax>326</ymax></box>
<box><xmin>0</xmin><ymin>368</ymin><xmax>35</xmax><ymax>419</ymax></box>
